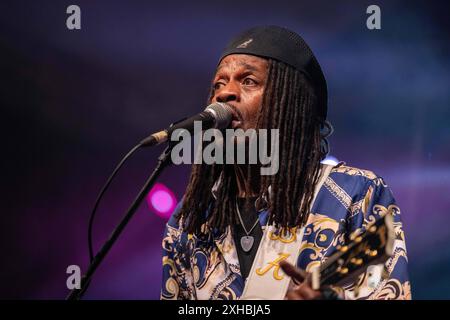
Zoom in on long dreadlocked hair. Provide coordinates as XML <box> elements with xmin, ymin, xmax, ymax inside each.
<box><xmin>177</xmin><ymin>59</ymin><xmax>330</xmax><ymax>234</ymax></box>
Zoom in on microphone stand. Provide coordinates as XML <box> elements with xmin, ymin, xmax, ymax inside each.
<box><xmin>67</xmin><ymin>144</ymin><xmax>173</xmax><ymax>300</ymax></box>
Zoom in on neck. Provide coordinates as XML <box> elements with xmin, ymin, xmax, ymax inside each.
<box><xmin>234</xmin><ymin>164</ymin><xmax>260</xmax><ymax>198</ymax></box>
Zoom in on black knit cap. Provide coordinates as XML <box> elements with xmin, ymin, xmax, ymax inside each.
<box><xmin>219</xmin><ymin>25</ymin><xmax>328</xmax><ymax>121</ymax></box>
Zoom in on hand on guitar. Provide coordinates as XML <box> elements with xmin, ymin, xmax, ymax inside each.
<box><xmin>280</xmin><ymin>261</ymin><xmax>322</xmax><ymax>300</ymax></box>
<box><xmin>280</xmin><ymin>261</ymin><xmax>343</xmax><ymax>300</ymax></box>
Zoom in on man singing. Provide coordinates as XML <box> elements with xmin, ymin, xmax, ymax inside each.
<box><xmin>160</xmin><ymin>26</ymin><xmax>410</xmax><ymax>300</ymax></box>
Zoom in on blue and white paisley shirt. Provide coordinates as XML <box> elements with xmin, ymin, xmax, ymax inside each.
<box><xmin>161</xmin><ymin>164</ymin><xmax>411</xmax><ymax>300</ymax></box>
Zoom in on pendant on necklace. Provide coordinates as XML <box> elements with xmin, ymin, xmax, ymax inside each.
<box><xmin>240</xmin><ymin>235</ymin><xmax>254</xmax><ymax>252</ymax></box>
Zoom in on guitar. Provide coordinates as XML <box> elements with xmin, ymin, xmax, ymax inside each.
<box><xmin>311</xmin><ymin>213</ymin><xmax>395</xmax><ymax>291</ymax></box>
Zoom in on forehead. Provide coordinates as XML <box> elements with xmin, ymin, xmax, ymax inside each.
<box><xmin>216</xmin><ymin>54</ymin><xmax>268</xmax><ymax>74</ymax></box>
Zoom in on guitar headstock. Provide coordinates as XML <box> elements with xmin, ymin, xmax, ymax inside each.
<box><xmin>312</xmin><ymin>213</ymin><xmax>395</xmax><ymax>289</ymax></box>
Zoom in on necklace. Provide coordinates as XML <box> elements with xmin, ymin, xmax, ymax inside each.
<box><xmin>235</xmin><ymin>200</ymin><xmax>260</xmax><ymax>252</ymax></box>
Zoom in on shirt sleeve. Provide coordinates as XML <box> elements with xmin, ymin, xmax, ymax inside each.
<box><xmin>340</xmin><ymin>176</ymin><xmax>412</xmax><ymax>300</ymax></box>
<box><xmin>160</xmin><ymin>202</ymin><xmax>194</xmax><ymax>300</ymax></box>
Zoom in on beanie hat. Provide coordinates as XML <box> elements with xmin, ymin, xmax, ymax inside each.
<box><xmin>219</xmin><ymin>25</ymin><xmax>328</xmax><ymax>121</ymax></box>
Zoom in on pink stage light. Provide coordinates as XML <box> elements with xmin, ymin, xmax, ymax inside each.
<box><xmin>146</xmin><ymin>183</ymin><xmax>177</xmax><ymax>220</ymax></box>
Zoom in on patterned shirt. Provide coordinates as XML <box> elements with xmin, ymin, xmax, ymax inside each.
<box><xmin>160</xmin><ymin>163</ymin><xmax>411</xmax><ymax>300</ymax></box>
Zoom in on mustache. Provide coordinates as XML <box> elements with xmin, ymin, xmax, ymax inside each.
<box><xmin>225</xmin><ymin>103</ymin><xmax>244</xmax><ymax>122</ymax></box>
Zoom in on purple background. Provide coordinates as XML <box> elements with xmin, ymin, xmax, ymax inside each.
<box><xmin>1</xmin><ymin>0</ymin><xmax>449</xmax><ymax>299</ymax></box>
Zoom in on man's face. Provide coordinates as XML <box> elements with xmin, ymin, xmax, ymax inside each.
<box><xmin>211</xmin><ymin>54</ymin><xmax>268</xmax><ymax>131</ymax></box>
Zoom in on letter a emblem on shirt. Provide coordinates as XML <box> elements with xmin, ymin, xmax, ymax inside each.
<box><xmin>255</xmin><ymin>253</ymin><xmax>290</xmax><ymax>280</ymax></box>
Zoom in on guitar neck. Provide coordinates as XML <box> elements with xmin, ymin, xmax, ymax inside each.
<box><xmin>312</xmin><ymin>213</ymin><xmax>395</xmax><ymax>289</ymax></box>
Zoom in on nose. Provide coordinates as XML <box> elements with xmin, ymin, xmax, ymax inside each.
<box><xmin>214</xmin><ymin>81</ymin><xmax>240</xmax><ymax>103</ymax></box>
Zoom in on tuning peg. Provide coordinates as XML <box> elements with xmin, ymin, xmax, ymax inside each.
<box><xmin>349</xmin><ymin>232</ymin><xmax>363</xmax><ymax>243</ymax></box>
<box><xmin>337</xmin><ymin>245</ymin><xmax>348</xmax><ymax>253</ymax></box>
<box><xmin>350</xmin><ymin>258</ymin><xmax>363</xmax><ymax>266</ymax></box>
<box><xmin>337</xmin><ymin>267</ymin><xmax>349</xmax><ymax>275</ymax></box>
<box><xmin>365</xmin><ymin>249</ymin><xmax>378</xmax><ymax>257</ymax></box>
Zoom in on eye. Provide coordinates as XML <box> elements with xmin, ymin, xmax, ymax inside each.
<box><xmin>242</xmin><ymin>78</ymin><xmax>257</xmax><ymax>86</ymax></box>
<box><xmin>214</xmin><ymin>81</ymin><xmax>225</xmax><ymax>90</ymax></box>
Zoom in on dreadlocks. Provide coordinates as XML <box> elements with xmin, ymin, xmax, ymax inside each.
<box><xmin>177</xmin><ymin>59</ymin><xmax>329</xmax><ymax>234</ymax></box>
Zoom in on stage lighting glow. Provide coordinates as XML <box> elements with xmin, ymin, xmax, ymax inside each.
<box><xmin>146</xmin><ymin>183</ymin><xmax>176</xmax><ymax>220</ymax></box>
<box><xmin>321</xmin><ymin>155</ymin><xmax>339</xmax><ymax>166</ymax></box>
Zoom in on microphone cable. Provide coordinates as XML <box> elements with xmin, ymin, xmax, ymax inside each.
<box><xmin>87</xmin><ymin>143</ymin><xmax>142</xmax><ymax>263</ymax></box>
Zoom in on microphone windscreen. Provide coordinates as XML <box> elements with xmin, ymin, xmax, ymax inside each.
<box><xmin>205</xmin><ymin>102</ymin><xmax>233</xmax><ymax>129</ymax></box>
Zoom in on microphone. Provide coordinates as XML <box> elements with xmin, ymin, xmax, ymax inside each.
<box><xmin>140</xmin><ymin>102</ymin><xmax>233</xmax><ymax>147</ymax></box>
